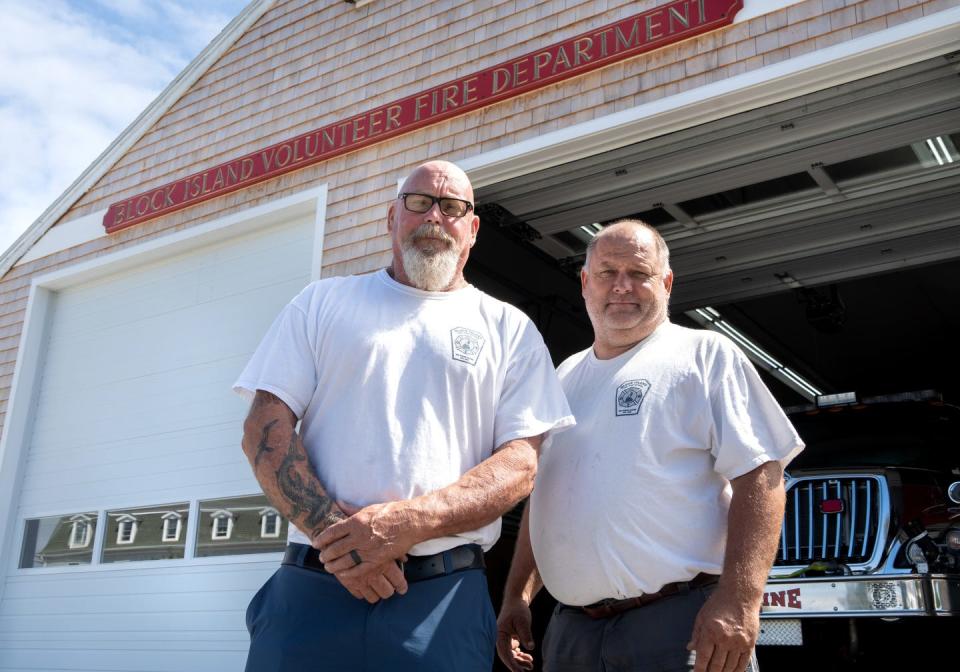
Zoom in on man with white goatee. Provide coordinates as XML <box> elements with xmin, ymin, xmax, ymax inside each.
<box><xmin>234</xmin><ymin>160</ymin><xmax>573</xmax><ymax>672</ymax></box>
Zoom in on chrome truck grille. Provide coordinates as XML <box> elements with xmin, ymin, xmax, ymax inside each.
<box><xmin>773</xmin><ymin>475</ymin><xmax>888</xmax><ymax>569</ymax></box>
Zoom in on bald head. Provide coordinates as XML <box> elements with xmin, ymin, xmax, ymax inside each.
<box><xmin>400</xmin><ymin>160</ymin><xmax>475</xmax><ymax>203</ymax></box>
<box><xmin>585</xmin><ymin>220</ymin><xmax>670</xmax><ymax>274</ymax></box>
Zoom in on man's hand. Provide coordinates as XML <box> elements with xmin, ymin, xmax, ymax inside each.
<box><xmin>496</xmin><ymin>597</ymin><xmax>535</xmax><ymax>671</ymax></box>
<box><xmin>317</xmin><ymin>501</ymin><xmax>418</xmax><ymax>576</ymax></box>
<box><xmin>687</xmin><ymin>589</ymin><xmax>758</xmax><ymax>672</ymax></box>
<box><xmin>335</xmin><ymin>559</ymin><xmax>408</xmax><ymax>604</ymax></box>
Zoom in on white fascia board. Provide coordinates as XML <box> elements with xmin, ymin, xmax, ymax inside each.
<box><xmin>33</xmin><ymin>184</ymin><xmax>326</xmax><ymax>291</ymax></box>
<box><xmin>15</xmin><ymin>210</ymin><xmax>107</xmax><ymax>266</ymax></box>
<box><xmin>737</xmin><ymin>0</ymin><xmax>806</xmax><ymax>22</ymax></box>
<box><xmin>0</xmin><ymin>0</ymin><xmax>278</xmax><ymax>279</ymax></box>
<box><xmin>462</xmin><ymin>7</ymin><xmax>960</xmax><ymax>188</ymax></box>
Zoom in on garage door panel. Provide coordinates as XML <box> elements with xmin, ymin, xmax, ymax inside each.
<box><xmin>3</xmin><ymin>563</ymin><xmax>275</xmax><ymax>599</ymax></box>
<box><xmin>30</xmin><ymin>373</ymin><xmax>246</xmax><ymax>450</ymax></box>
<box><xmin>21</xmin><ymin>443</ymin><xmax>246</xmax><ymax>502</ymax></box>
<box><xmin>48</xmin><ymin>248</ymin><xmax>309</xmax><ymax>342</ymax></box>
<box><xmin>15</xmin><ymin>215</ymin><xmax>312</xmax><ymax>520</ymax></box>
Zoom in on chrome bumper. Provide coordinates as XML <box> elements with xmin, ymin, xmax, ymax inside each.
<box><xmin>759</xmin><ymin>574</ymin><xmax>960</xmax><ymax>618</ymax></box>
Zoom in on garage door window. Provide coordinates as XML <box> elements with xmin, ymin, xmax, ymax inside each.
<box><xmin>19</xmin><ymin>512</ymin><xmax>98</xmax><ymax>568</ymax></box>
<box><xmin>196</xmin><ymin>495</ymin><xmax>287</xmax><ymax>557</ymax></box>
<box><xmin>102</xmin><ymin>503</ymin><xmax>189</xmax><ymax>564</ymax></box>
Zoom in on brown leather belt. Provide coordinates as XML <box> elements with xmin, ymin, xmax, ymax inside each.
<box><xmin>579</xmin><ymin>573</ymin><xmax>720</xmax><ymax>619</ymax></box>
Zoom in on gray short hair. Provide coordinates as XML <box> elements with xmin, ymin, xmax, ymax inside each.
<box><xmin>584</xmin><ymin>219</ymin><xmax>670</xmax><ymax>272</ymax></box>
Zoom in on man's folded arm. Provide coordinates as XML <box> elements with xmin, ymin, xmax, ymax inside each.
<box><xmin>241</xmin><ymin>389</ymin><xmax>408</xmax><ymax>603</ymax></box>
<box><xmin>241</xmin><ymin>389</ymin><xmax>346</xmax><ymax>540</ymax></box>
<box><xmin>317</xmin><ymin>434</ymin><xmax>542</xmax><ymax>573</ymax></box>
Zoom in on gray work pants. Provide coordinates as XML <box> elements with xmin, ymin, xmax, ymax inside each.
<box><xmin>543</xmin><ymin>584</ymin><xmax>759</xmax><ymax>672</ymax></box>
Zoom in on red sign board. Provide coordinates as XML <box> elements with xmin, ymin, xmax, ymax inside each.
<box><xmin>104</xmin><ymin>0</ymin><xmax>743</xmax><ymax>233</ymax></box>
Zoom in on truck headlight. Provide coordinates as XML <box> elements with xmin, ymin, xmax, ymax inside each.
<box><xmin>946</xmin><ymin>529</ymin><xmax>960</xmax><ymax>552</ymax></box>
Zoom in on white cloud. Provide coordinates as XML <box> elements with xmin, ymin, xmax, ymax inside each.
<box><xmin>0</xmin><ymin>0</ymin><xmax>246</xmax><ymax>257</ymax></box>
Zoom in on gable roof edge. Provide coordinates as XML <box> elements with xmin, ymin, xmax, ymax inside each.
<box><xmin>0</xmin><ymin>0</ymin><xmax>278</xmax><ymax>279</ymax></box>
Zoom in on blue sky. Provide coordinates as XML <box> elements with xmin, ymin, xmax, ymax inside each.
<box><xmin>0</xmin><ymin>0</ymin><xmax>249</xmax><ymax>255</ymax></box>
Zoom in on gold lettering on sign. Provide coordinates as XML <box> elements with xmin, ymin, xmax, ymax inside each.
<box><xmin>442</xmin><ymin>84</ymin><xmax>459</xmax><ymax>112</ymax></box>
<box><xmin>368</xmin><ymin>109</ymin><xmax>384</xmax><ymax>136</ymax></box>
<box><xmin>552</xmin><ymin>46</ymin><xmax>572</xmax><ymax>74</ymax></box>
<box><xmin>615</xmin><ymin>20</ymin><xmax>640</xmax><ymax>51</ymax></box>
<box><xmin>241</xmin><ymin>158</ymin><xmax>255</xmax><ymax>179</ymax></box>
<box><xmin>646</xmin><ymin>13</ymin><xmax>664</xmax><ymax>41</ymax></box>
<box><xmin>668</xmin><ymin>5</ymin><xmax>690</xmax><ymax>32</ymax></box>
<box><xmin>385</xmin><ymin>105</ymin><xmax>402</xmax><ymax>130</ymax></box>
<box><xmin>322</xmin><ymin>127</ymin><xmax>336</xmax><ymax>152</ymax></box>
<box><xmin>492</xmin><ymin>67</ymin><xmax>511</xmax><ymax>95</ymax></box>
<box><xmin>595</xmin><ymin>28</ymin><xmax>613</xmax><ymax>58</ymax></box>
<box><xmin>573</xmin><ymin>37</ymin><xmax>593</xmax><ymax>66</ymax></box>
<box><xmin>532</xmin><ymin>52</ymin><xmax>552</xmax><ymax>80</ymax></box>
<box><xmin>462</xmin><ymin>76</ymin><xmax>479</xmax><ymax>104</ymax></box>
<box><xmin>512</xmin><ymin>61</ymin><xmax>529</xmax><ymax>87</ymax></box>
<box><xmin>210</xmin><ymin>167</ymin><xmax>225</xmax><ymax>190</ymax></box>
<box><xmin>336</xmin><ymin>121</ymin><xmax>351</xmax><ymax>147</ymax></box>
<box><xmin>304</xmin><ymin>134</ymin><xmax>320</xmax><ymax>157</ymax></box>
<box><xmin>260</xmin><ymin>148</ymin><xmax>275</xmax><ymax>171</ymax></box>
<box><xmin>414</xmin><ymin>94</ymin><xmax>430</xmax><ymax>121</ymax></box>
<box><xmin>351</xmin><ymin>117</ymin><xmax>366</xmax><ymax>142</ymax></box>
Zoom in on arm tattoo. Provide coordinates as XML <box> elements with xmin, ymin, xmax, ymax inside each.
<box><xmin>253</xmin><ymin>419</ymin><xmax>277</xmax><ymax>466</ymax></box>
<box><xmin>271</xmin><ymin>424</ymin><xmax>344</xmax><ymax>530</ymax></box>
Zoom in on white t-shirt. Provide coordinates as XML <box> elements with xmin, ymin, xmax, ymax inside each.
<box><xmin>530</xmin><ymin>321</ymin><xmax>803</xmax><ymax>606</ymax></box>
<box><xmin>235</xmin><ymin>269</ymin><xmax>574</xmax><ymax>555</ymax></box>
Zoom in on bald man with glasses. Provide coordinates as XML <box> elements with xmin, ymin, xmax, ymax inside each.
<box><xmin>235</xmin><ymin>160</ymin><xmax>573</xmax><ymax>672</ymax></box>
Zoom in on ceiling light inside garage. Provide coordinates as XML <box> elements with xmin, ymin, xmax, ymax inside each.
<box><xmin>913</xmin><ymin>135</ymin><xmax>958</xmax><ymax>167</ymax></box>
<box><xmin>687</xmin><ymin>306</ymin><xmax>823</xmax><ymax>401</ymax></box>
<box><xmin>579</xmin><ymin>223</ymin><xmax>603</xmax><ymax>238</ymax></box>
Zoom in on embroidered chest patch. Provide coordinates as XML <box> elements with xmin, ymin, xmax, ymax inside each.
<box><xmin>450</xmin><ymin>327</ymin><xmax>485</xmax><ymax>365</ymax></box>
<box><xmin>615</xmin><ymin>379</ymin><xmax>650</xmax><ymax>416</ymax></box>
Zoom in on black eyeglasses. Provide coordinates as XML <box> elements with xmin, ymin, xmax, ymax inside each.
<box><xmin>400</xmin><ymin>192</ymin><xmax>473</xmax><ymax>218</ymax></box>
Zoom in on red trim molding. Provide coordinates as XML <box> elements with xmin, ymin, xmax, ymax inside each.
<box><xmin>103</xmin><ymin>0</ymin><xmax>743</xmax><ymax>233</ymax></box>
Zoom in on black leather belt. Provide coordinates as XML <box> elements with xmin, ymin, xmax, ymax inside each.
<box><xmin>579</xmin><ymin>573</ymin><xmax>720</xmax><ymax>619</ymax></box>
<box><xmin>282</xmin><ymin>542</ymin><xmax>484</xmax><ymax>583</ymax></box>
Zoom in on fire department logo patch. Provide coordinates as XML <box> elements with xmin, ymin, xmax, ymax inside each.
<box><xmin>450</xmin><ymin>327</ymin><xmax>484</xmax><ymax>365</ymax></box>
<box><xmin>615</xmin><ymin>379</ymin><xmax>650</xmax><ymax>416</ymax></box>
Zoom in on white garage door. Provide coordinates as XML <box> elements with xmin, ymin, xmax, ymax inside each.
<box><xmin>0</xmin><ymin>212</ymin><xmax>314</xmax><ymax>671</ymax></box>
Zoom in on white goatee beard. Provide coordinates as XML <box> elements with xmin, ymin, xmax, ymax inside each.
<box><xmin>400</xmin><ymin>227</ymin><xmax>461</xmax><ymax>291</ymax></box>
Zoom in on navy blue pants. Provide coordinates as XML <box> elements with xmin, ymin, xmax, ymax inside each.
<box><xmin>244</xmin><ymin>563</ymin><xmax>496</xmax><ymax>671</ymax></box>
